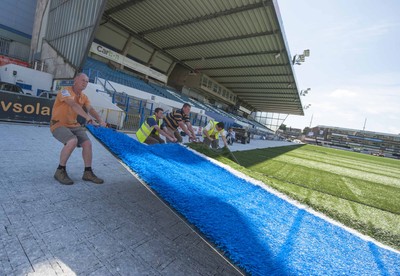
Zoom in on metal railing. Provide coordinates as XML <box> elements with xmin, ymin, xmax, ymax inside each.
<box><xmin>86</xmin><ymin>67</ymin><xmax>209</xmax><ymax>131</ymax></box>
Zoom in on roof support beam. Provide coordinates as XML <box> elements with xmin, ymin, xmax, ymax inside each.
<box><xmin>231</xmin><ymin>87</ymin><xmax>295</xmax><ymax>90</ymax></box>
<box><xmin>247</xmin><ymin>102</ymin><xmax>300</xmax><ymax>109</ymax></box>
<box><xmin>100</xmin><ymin>16</ymin><xmax>194</xmax><ymax>71</ymax></box>
<box><xmin>252</xmin><ymin>107</ymin><xmax>301</xmax><ymax>112</ymax></box>
<box><xmin>236</xmin><ymin>99</ymin><xmax>298</xmax><ymax>103</ymax></box>
<box><xmin>181</xmin><ymin>50</ymin><xmax>282</xmax><ymax>62</ymax></box>
<box><xmin>219</xmin><ymin>81</ymin><xmax>292</xmax><ymax>85</ymax></box>
<box><xmin>163</xmin><ymin>31</ymin><xmax>278</xmax><ymax>50</ymax></box>
<box><xmin>139</xmin><ymin>1</ymin><xmax>272</xmax><ymax>35</ymax></box>
<box><xmin>234</xmin><ymin>92</ymin><xmax>298</xmax><ymax>96</ymax></box>
<box><xmin>249</xmin><ymin>105</ymin><xmax>300</xmax><ymax>109</ymax></box>
<box><xmin>235</xmin><ymin>92</ymin><xmax>297</xmax><ymax>96</ymax></box>
<box><xmin>201</xmin><ymin>63</ymin><xmax>288</xmax><ymax>70</ymax></box>
<box><xmin>235</xmin><ymin>95</ymin><xmax>297</xmax><ymax>99</ymax></box>
<box><xmin>247</xmin><ymin>103</ymin><xmax>300</xmax><ymax>107</ymax></box>
<box><xmin>250</xmin><ymin>103</ymin><xmax>299</xmax><ymax>106</ymax></box>
<box><xmin>104</xmin><ymin>0</ymin><xmax>146</xmax><ymax>16</ymax></box>
<box><xmin>210</xmin><ymin>73</ymin><xmax>290</xmax><ymax>78</ymax></box>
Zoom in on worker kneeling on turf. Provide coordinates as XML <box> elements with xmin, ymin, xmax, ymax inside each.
<box><xmin>136</xmin><ymin>107</ymin><xmax>177</xmax><ymax>144</ymax></box>
<box><xmin>202</xmin><ymin>120</ymin><xmax>228</xmax><ymax>149</ymax></box>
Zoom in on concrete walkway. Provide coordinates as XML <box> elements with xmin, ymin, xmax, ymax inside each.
<box><xmin>0</xmin><ymin>123</ymin><xmax>245</xmax><ymax>275</ymax></box>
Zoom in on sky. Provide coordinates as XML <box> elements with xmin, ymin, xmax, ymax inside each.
<box><xmin>276</xmin><ymin>0</ymin><xmax>400</xmax><ymax>135</ymax></box>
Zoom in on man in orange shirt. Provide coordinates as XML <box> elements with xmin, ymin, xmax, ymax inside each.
<box><xmin>51</xmin><ymin>73</ymin><xmax>106</xmax><ymax>185</ymax></box>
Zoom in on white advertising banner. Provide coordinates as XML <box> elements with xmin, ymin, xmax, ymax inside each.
<box><xmin>90</xmin><ymin>42</ymin><xmax>168</xmax><ymax>83</ymax></box>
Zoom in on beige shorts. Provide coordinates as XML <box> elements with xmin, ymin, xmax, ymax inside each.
<box><xmin>52</xmin><ymin>126</ymin><xmax>90</xmax><ymax>146</ymax></box>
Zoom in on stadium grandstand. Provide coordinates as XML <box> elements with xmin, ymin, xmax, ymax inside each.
<box><xmin>306</xmin><ymin>125</ymin><xmax>400</xmax><ymax>157</ymax></box>
<box><xmin>1</xmin><ymin>0</ymin><xmax>307</xmax><ymax>137</ymax></box>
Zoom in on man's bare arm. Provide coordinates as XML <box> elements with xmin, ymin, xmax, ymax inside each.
<box><xmin>64</xmin><ymin>98</ymin><xmax>92</xmax><ymax>122</ymax></box>
<box><xmin>221</xmin><ymin>135</ymin><xmax>228</xmax><ymax>147</ymax></box>
<box><xmin>178</xmin><ymin>121</ymin><xmax>195</xmax><ymax>139</ymax></box>
<box><xmin>203</xmin><ymin>128</ymin><xmax>213</xmax><ymax>140</ymax></box>
<box><xmin>154</xmin><ymin>125</ymin><xmax>177</xmax><ymax>142</ymax></box>
<box><xmin>87</xmin><ymin>105</ymin><xmax>107</xmax><ymax>126</ymax></box>
<box><xmin>185</xmin><ymin>122</ymin><xmax>197</xmax><ymax>138</ymax></box>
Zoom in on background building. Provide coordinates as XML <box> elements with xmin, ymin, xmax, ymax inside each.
<box><xmin>306</xmin><ymin>125</ymin><xmax>400</xmax><ymax>158</ymax></box>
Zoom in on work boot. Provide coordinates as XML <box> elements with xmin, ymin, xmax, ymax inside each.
<box><xmin>54</xmin><ymin>169</ymin><xmax>74</xmax><ymax>185</ymax></box>
<box><xmin>82</xmin><ymin>170</ymin><xmax>104</xmax><ymax>184</ymax></box>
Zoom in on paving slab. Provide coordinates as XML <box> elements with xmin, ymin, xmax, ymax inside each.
<box><xmin>0</xmin><ymin>123</ymin><xmax>243</xmax><ymax>276</ymax></box>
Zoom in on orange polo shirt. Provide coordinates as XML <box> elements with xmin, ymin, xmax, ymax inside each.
<box><xmin>50</xmin><ymin>87</ymin><xmax>91</xmax><ymax>132</ymax></box>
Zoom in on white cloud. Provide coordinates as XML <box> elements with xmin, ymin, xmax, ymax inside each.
<box><xmin>351</xmin><ymin>22</ymin><xmax>395</xmax><ymax>40</ymax></box>
<box><xmin>286</xmin><ymin>85</ymin><xmax>400</xmax><ymax>134</ymax></box>
<box><xmin>322</xmin><ymin>20</ymin><xmax>398</xmax><ymax>42</ymax></box>
<box><xmin>353</xmin><ymin>72</ymin><xmax>400</xmax><ymax>87</ymax></box>
<box><xmin>329</xmin><ymin>89</ymin><xmax>358</xmax><ymax>98</ymax></box>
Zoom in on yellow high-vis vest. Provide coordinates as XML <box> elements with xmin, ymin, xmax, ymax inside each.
<box><xmin>202</xmin><ymin>120</ymin><xmax>221</xmax><ymax>139</ymax></box>
<box><xmin>136</xmin><ymin>115</ymin><xmax>162</xmax><ymax>143</ymax></box>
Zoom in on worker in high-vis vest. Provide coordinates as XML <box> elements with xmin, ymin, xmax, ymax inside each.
<box><xmin>202</xmin><ymin>120</ymin><xmax>228</xmax><ymax>149</ymax></box>
<box><xmin>136</xmin><ymin>108</ymin><xmax>177</xmax><ymax>144</ymax></box>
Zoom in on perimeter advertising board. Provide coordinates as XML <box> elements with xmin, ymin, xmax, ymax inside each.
<box><xmin>89</xmin><ymin>42</ymin><xmax>168</xmax><ymax>83</ymax></box>
<box><xmin>0</xmin><ymin>91</ymin><xmax>53</xmax><ymax>123</ymax></box>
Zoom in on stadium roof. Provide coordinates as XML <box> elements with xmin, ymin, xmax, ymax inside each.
<box><xmin>102</xmin><ymin>0</ymin><xmax>304</xmax><ymax>115</ymax></box>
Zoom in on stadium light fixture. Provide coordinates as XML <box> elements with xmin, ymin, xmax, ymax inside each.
<box><xmin>300</xmin><ymin>88</ymin><xmax>311</xmax><ymax>96</ymax></box>
<box><xmin>292</xmin><ymin>49</ymin><xmax>310</xmax><ymax>65</ymax></box>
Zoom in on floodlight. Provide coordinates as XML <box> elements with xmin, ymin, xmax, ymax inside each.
<box><xmin>300</xmin><ymin>88</ymin><xmax>311</xmax><ymax>96</ymax></box>
<box><xmin>292</xmin><ymin>49</ymin><xmax>310</xmax><ymax>65</ymax></box>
